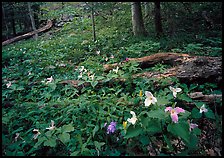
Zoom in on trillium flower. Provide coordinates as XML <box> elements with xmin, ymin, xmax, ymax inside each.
<box><xmin>144</xmin><ymin>91</ymin><xmax>157</xmax><ymax>107</ymax></box>
<box><xmin>105</xmin><ymin>57</ymin><xmax>109</xmax><ymax>61</ymax></box>
<box><xmin>113</xmin><ymin>66</ymin><xmax>119</xmax><ymax>74</ymax></box>
<box><xmin>106</xmin><ymin>122</ymin><xmax>117</xmax><ymax>134</ymax></box>
<box><xmin>169</xmin><ymin>86</ymin><xmax>182</xmax><ymax>98</ymax></box>
<box><xmin>127</xmin><ymin>111</ymin><xmax>138</xmax><ymax>125</ymax></box>
<box><xmin>110</xmin><ymin>55</ymin><xmax>114</xmax><ymax>59</ymax></box>
<box><xmin>89</xmin><ymin>73</ymin><xmax>95</xmax><ymax>80</ymax></box>
<box><xmin>96</xmin><ymin>50</ymin><xmax>100</xmax><ymax>55</ymax></box>
<box><xmin>46</xmin><ymin>120</ymin><xmax>56</xmax><ymax>130</ymax></box>
<box><xmin>165</xmin><ymin>107</ymin><xmax>185</xmax><ymax>123</ymax></box>
<box><xmin>14</xmin><ymin>133</ymin><xmax>20</xmax><ymax>142</ymax></box>
<box><xmin>46</xmin><ymin>76</ymin><xmax>53</xmax><ymax>84</ymax></box>
<box><xmin>79</xmin><ymin>66</ymin><xmax>84</xmax><ymax>72</ymax></box>
<box><xmin>6</xmin><ymin>81</ymin><xmax>12</xmax><ymax>88</ymax></box>
<box><xmin>32</xmin><ymin>129</ymin><xmax>41</xmax><ymax>140</ymax></box>
<box><xmin>199</xmin><ymin>104</ymin><xmax>208</xmax><ymax>113</ymax></box>
<box><xmin>189</xmin><ymin>123</ymin><xmax>198</xmax><ymax>131</ymax></box>
<box><xmin>78</xmin><ymin>72</ymin><xmax>83</xmax><ymax>79</ymax></box>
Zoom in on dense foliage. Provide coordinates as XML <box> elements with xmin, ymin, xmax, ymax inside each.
<box><xmin>2</xmin><ymin>2</ymin><xmax>222</xmax><ymax>156</ymax></box>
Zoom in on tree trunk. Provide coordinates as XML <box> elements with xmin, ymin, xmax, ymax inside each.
<box><xmin>28</xmin><ymin>2</ymin><xmax>38</xmax><ymax>39</ymax></box>
<box><xmin>91</xmin><ymin>2</ymin><xmax>96</xmax><ymax>41</ymax></box>
<box><xmin>154</xmin><ymin>1</ymin><xmax>163</xmax><ymax>36</ymax></box>
<box><xmin>144</xmin><ymin>2</ymin><xmax>150</xmax><ymax>18</ymax></box>
<box><xmin>131</xmin><ymin>2</ymin><xmax>147</xmax><ymax>36</ymax></box>
<box><xmin>2</xmin><ymin>5</ymin><xmax>9</xmax><ymax>40</ymax></box>
<box><xmin>10</xmin><ymin>5</ymin><xmax>16</xmax><ymax>36</ymax></box>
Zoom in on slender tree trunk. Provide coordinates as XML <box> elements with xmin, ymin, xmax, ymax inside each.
<box><xmin>2</xmin><ymin>5</ymin><xmax>9</xmax><ymax>40</ymax></box>
<box><xmin>144</xmin><ymin>2</ymin><xmax>150</xmax><ymax>18</ymax></box>
<box><xmin>91</xmin><ymin>2</ymin><xmax>96</xmax><ymax>41</ymax></box>
<box><xmin>28</xmin><ymin>2</ymin><xmax>38</xmax><ymax>39</ymax></box>
<box><xmin>131</xmin><ymin>2</ymin><xmax>147</xmax><ymax>36</ymax></box>
<box><xmin>10</xmin><ymin>5</ymin><xmax>16</xmax><ymax>36</ymax></box>
<box><xmin>154</xmin><ymin>1</ymin><xmax>163</xmax><ymax>36</ymax></box>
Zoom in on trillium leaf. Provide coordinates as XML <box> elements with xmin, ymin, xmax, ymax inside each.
<box><xmin>167</xmin><ymin>122</ymin><xmax>190</xmax><ymax>143</ymax></box>
<box><xmin>147</xmin><ymin>109</ymin><xmax>165</xmax><ymax>120</ymax></box>
<box><xmin>61</xmin><ymin>124</ymin><xmax>74</xmax><ymax>133</ymax></box>
<box><xmin>180</xmin><ymin>93</ymin><xmax>192</xmax><ymax>102</ymax></box>
<box><xmin>204</xmin><ymin>109</ymin><xmax>215</xmax><ymax>119</ymax></box>
<box><xmin>94</xmin><ymin>141</ymin><xmax>105</xmax><ymax>150</ymax></box>
<box><xmin>191</xmin><ymin>108</ymin><xmax>202</xmax><ymax>118</ymax></box>
<box><xmin>124</xmin><ymin>125</ymin><xmax>142</xmax><ymax>139</ymax></box>
<box><xmin>58</xmin><ymin>132</ymin><xmax>70</xmax><ymax>144</ymax></box>
<box><xmin>43</xmin><ymin>137</ymin><xmax>57</xmax><ymax>147</ymax></box>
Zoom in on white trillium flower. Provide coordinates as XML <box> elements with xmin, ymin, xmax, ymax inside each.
<box><xmin>169</xmin><ymin>86</ymin><xmax>182</xmax><ymax>98</ymax></box>
<box><xmin>127</xmin><ymin>111</ymin><xmax>137</xmax><ymax>125</ymax></box>
<box><xmin>32</xmin><ymin>129</ymin><xmax>41</xmax><ymax>140</ymax></box>
<box><xmin>79</xmin><ymin>66</ymin><xmax>85</xmax><ymax>72</ymax></box>
<box><xmin>113</xmin><ymin>66</ymin><xmax>119</xmax><ymax>74</ymax></box>
<box><xmin>89</xmin><ymin>73</ymin><xmax>95</xmax><ymax>80</ymax></box>
<box><xmin>15</xmin><ymin>133</ymin><xmax>20</xmax><ymax>142</ymax></box>
<box><xmin>96</xmin><ymin>50</ymin><xmax>100</xmax><ymax>55</ymax></box>
<box><xmin>78</xmin><ymin>72</ymin><xmax>83</xmax><ymax>79</ymax></box>
<box><xmin>199</xmin><ymin>104</ymin><xmax>208</xmax><ymax>113</ymax></box>
<box><xmin>46</xmin><ymin>76</ymin><xmax>53</xmax><ymax>84</ymax></box>
<box><xmin>6</xmin><ymin>81</ymin><xmax>12</xmax><ymax>88</ymax></box>
<box><xmin>46</xmin><ymin>120</ymin><xmax>56</xmax><ymax>130</ymax></box>
<box><xmin>144</xmin><ymin>91</ymin><xmax>157</xmax><ymax>107</ymax></box>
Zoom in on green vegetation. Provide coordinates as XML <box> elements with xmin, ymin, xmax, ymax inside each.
<box><xmin>2</xmin><ymin>2</ymin><xmax>222</xmax><ymax>156</ymax></box>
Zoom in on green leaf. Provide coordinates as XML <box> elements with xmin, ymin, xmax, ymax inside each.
<box><xmin>191</xmin><ymin>108</ymin><xmax>202</xmax><ymax>119</ymax></box>
<box><xmin>94</xmin><ymin>141</ymin><xmax>105</xmax><ymax>150</ymax></box>
<box><xmin>147</xmin><ymin>109</ymin><xmax>165</xmax><ymax>120</ymax></box>
<box><xmin>192</xmin><ymin>128</ymin><xmax>201</xmax><ymax>135</ymax></box>
<box><xmin>70</xmin><ymin>151</ymin><xmax>80</xmax><ymax>156</ymax></box>
<box><xmin>204</xmin><ymin>109</ymin><xmax>215</xmax><ymax>119</ymax></box>
<box><xmin>58</xmin><ymin>132</ymin><xmax>70</xmax><ymax>144</ymax></box>
<box><xmin>189</xmin><ymin>84</ymin><xmax>198</xmax><ymax>91</ymax></box>
<box><xmin>156</xmin><ymin>96</ymin><xmax>170</xmax><ymax>106</ymax></box>
<box><xmin>43</xmin><ymin>137</ymin><xmax>57</xmax><ymax>147</ymax></box>
<box><xmin>139</xmin><ymin>135</ymin><xmax>150</xmax><ymax>145</ymax></box>
<box><xmin>124</xmin><ymin>125</ymin><xmax>142</xmax><ymax>139</ymax></box>
<box><xmin>187</xmin><ymin>134</ymin><xmax>198</xmax><ymax>150</ymax></box>
<box><xmin>163</xmin><ymin>134</ymin><xmax>174</xmax><ymax>150</ymax></box>
<box><xmin>180</xmin><ymin>93</ymin><xmax>192</xmax><ymax>102</ymax></box>
<box><xmin>91</xmin><ymin>81</ymin><xmax>98</xmax><ymax>88</ymax></box>
<box><xmin>34</xmin><ymin>137</ymin><xmax>47</xmax><ymax>148</ymax></box>
<box><xmin>61</xmin><ymin>124</ymin><xmax>74</xmax><ymax>133</ymax></box>
<box><xmin>167</xmin><ymin>122</ymin><xmax>190</xmax><ymax>143</ymax></box>
<box><xmin>92</xmin><ymin>125</ymin><xmax>99</xmax><ymax>138</ymax></box>
<box><xmin>146</xmin><ymin>119</ymin><xmax>162</xmax><ymax>134</ymax></box>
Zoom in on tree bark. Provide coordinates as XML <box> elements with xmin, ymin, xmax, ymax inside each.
<box><xmin>91</xmin><ymin>2</ymin><xmax>96</xmax><ymax>41</ymax></box>
<box><xmin>154</xmin><ymin>1</ymin><xmax>163</xmax><ymax>36</ymax></box>
<box><xmin>131</xmin><ymin>2</ymin><xmax>147</xmax><ymax>36</ymax></box>
<box><xmin>2</xmin><ymin>20</ymin><xmax>53</xmax><ymax>46</ymax></box>
<box><xmin>28</xmin><ymin>2</ymin><xmax>38</xmax><ymax>39</ymax></box>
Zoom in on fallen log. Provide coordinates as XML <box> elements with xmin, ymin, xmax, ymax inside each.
<box><xmin>188</xmin><ymin>92</ymin><xmax>222</xmax><ymax>102</ymax></box>
<box><xmin>61</xmin><ymin>53</ymin><xmax>222</xmax><ymax>88</ymax></box>
<box><xmin>2</xmin><ymin>20</ymin><xmax>53</xmax><ymax>46</ymax></box>
<box><xmin>103</xmin><ymin>52</ymin><xmax>190</xmax><ymax>72</ymax></box>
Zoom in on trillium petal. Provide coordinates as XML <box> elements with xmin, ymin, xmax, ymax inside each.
<box><xmin>127</xmin><ymin>117</ymin><xmax>137</xmax><ymax>125</ymax></box>
<box><xmin>152</xmin><ymin>97</ymin><xmax>157</xmax><ymax>104</ymax></box>
<box><xmin>130</xmin><ymin>111</ymin><xmax>136</xmax><ymax>117</ymax></box>
<box><xmin>173</xmin><ymin>91</ymin><xmax>177</xmax><ymax>97</ymax></box>
<box><xmin>174</xmin><ymin>107</ymin><xmax>185</xmax><ymax>114</ymax></box>
<box><xmin>145</xmin><ymin>91</ymin><xmax>153</xmax><ymax>98</ymax></box>
<box><xmin>171</xmin><ymin>112</ymin><xmax>178</xmax><ymax>123</ymax></box>
<box><xmin>144</xmin><ymin>98</ymin><xmax>152</xmax><ymax>107</ymax></box>
<box><xmin>169</xmin><ymin>86</ymin><xmax>174</xmax><ymax>91</ymax></box>
<box><xmin>175</xmin><ymin>88</ymin><xmax>182</xmax><ymax>92</ymax></box>
<box><xmin>165</xmin><ymin>107</ymin><xmax>173</xmax><ymax>112</ymax></box>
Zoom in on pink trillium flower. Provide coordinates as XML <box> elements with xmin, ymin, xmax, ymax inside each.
<box><xmin>189</xmin><ymin>123</ymin><xmax>198</xmax><ymax>131</ymax></box>
<box><xmin>165</xmin><ymin>107</ymin><xmax>185</xmax><ymax>123</ymax></box>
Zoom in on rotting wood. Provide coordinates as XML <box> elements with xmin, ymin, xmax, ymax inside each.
<box><xmin>2</xmin><ymin>20</ymin><xmax>53</xmax><ymax>46</ymax></box>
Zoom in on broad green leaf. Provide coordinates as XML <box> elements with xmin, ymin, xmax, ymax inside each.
<box><xmin>58</xmin><ymin>132</ymin><xmax>70</xmax><ymax>144</ymax></box>
<box><xmin>61</xmin><ymin>124</ymin><xmax>74</xmax><ymax>133</ymax></box>
<box><xmin>156</xmin><ymin>96</ymin><xmax>170</xmax><ymax>106</ymax></box>
<box><xmin>43</xmin><ymin>137</ymin><xmax>57</xmax><ymax>147</ymax></box>
<box><xmin>92</xmin><ymin>125</ymin><xmax>99</xmax><ymax>138</ymax></box>
<box><xmin>139</xmin><ymin>135</ymin><xmax>150</xmax><ymax>145</ymax></box>
<box><xmin>34</xmin><ymin>137</ymin><xmax>47</xmax><ymax>148</ymax></box>
<box><xmin>94</xmin><ymin>141</ymin><xmax>105</xmax><ymax>150</ymax></box>
<box><xmin>167</xmin><ymin>122</ymin><xmax>190</xmax><ymax>143</ymax></box>
<box><xmin>204</xmin><ymin>109</ymin><xmax>215</xmax><ymax>119</ymax></box>
<box><xmin>189</xmin><ymin>84</ymin><xmax>198</xmax><ymax>91</ymax></box>
<box><xmin>192</xmin><ymin>128</ymin><xmax>201</xmax><ymax>135</ymax></box>
<box><xmin>147</xmin><ymin>109</ymin><xmax>165</xmax><ymax>120</ymax></box>
<box><xmin>191</xmin><ymin>108</ymin><xmax>202</xmax><ymax>119</ymax></box>
<box><xmin>124</xmin><ymin>125</ymin><xmax>142</xmax><ymax>139</ymax></box>
<box><xmin>180</xmin><ymin>93</ymin><xmax>192</xmax><ymax>102</ymax></box>
<box><xmin>187</xmin><ymin>134</ymin><xmax>198</xmax><ymax>150</ymax></box>
<box><xmin>146</xmin><ymin>119</ymin><xmax>162</xmax><ymax>134</ymax></box>
<box><xmin>91</xmin><ymin>81</ymin><xmax>98</xmax><ymax>88</ymax></box>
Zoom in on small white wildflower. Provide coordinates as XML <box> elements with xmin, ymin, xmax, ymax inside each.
<box><xmin>199</xmin><ymin>104</ymin><xmax>208</xmax><ymax>113</ymax></box>
<box><xmin>144</xmin><ymin>91</ymin><xmax>157</xmax><ymax>107</ymax></box>
<box><xmin>32</xmin><ymin>129</ymin><xmax>41</xmax><ymax>140</ymax></box>
<box><xmin>127</xmin><ymin>111</ymin><xmax>138</xmax><ymax>125</ymax></box>
<box><xmin>46</xmin><ymin>120</ymin><xmax>56</xmax><ymax>130</ymax></box>
<box><xmin>113</xmin><ymin>66</ymin><xmax>119</xmax><ymax>74</ymax></box>
<box><xmin>169</xmin><ymin>86</ymin><xmax>182</xmax><ymax>98</ymax></box>
<box><xmin>46</xmin><ymin>76</ymin><xmax>53</xmax><ymax>84</ymax></box>
<box><xmin>6</xmin><ymin>81</ymin><xmax>12</xmax><ymax>88</ymax></box>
